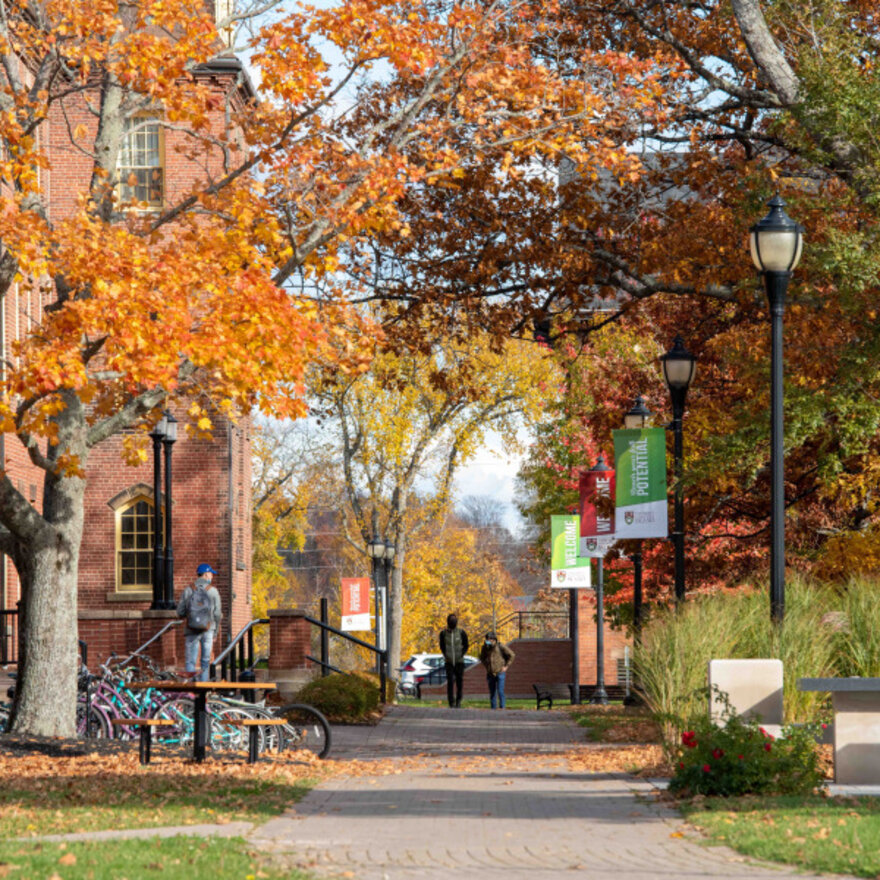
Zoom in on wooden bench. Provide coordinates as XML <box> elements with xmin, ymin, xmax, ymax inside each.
<box><xmin>575</xmin><ymin>684</ymin><xmax>628</xmax><ymax>703</ymax></box>
<box><xmin>217</xmin><ymin>717</ymin><xmax>287</xmax><ymax>763</ymax></box>
<box><xmin>110</xmin><ymin>717</ymin><xmax>168</xmax><ymax>765</ymax></box>
<box><xmin>532</xmin><ymin>683</ymin><xmax>571</xmax><ymax>710</ymax></box>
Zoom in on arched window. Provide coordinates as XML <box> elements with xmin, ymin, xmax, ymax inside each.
<box><xmin>116</xmin><ymin>496</ymin><xmax>161</xmax><ymax>592</ymax></box>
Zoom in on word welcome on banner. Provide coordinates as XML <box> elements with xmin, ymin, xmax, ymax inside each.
<box><xmin>341</xmin><ymin>577</ymin><xmax>371</xmax><ymax>631</ymax></box>
<box><xmin>579</xmin><ymin>465</ymin><xmax>615</xmax><ymax>558</ymax></box>
<box><xmin>613</xmin><ymin>427</ymin><xmax>668</xmax><ymax>539</ymax></box>
<box><xmin>550</xmin><ymin>514</ymin><xmax>592</xmax><ymax>588</ymax></box>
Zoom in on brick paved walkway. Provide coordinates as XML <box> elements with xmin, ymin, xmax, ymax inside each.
<box><xmin>250</xmin><ymin>705</ymin><xmax>846</xmax><ymax>880</ymax></box>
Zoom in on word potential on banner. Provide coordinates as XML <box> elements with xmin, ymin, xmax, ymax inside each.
<box><xmin>550</xmin><ymin>514</ymin><xmax>592</xmax><ymax>588</ymax></box>
<box><xmin>579</xmin><ymin>465</ymin><xmax>615</xmax><ymax>558</ymax></box>
<box><xmin>341</xmin><ymin>577</ymin><xmax>371</xmax><ymax>632</ymax></box>
<box><xmin>612</xmin><ymin>428</ymin><xmax>668</xmax><ymax>539</ymax></box>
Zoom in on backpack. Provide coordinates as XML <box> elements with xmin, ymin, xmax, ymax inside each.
<box><xmin>187</xmin><ymin>584</ymin><xmax>213</xmax><ymax>631</ymax></box>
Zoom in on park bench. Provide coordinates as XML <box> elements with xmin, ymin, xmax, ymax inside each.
<box><xmin>217</xmin><ymin>717</ymin><xmax>287</xmax><ymax>763</ymax></box>
<box><xmin>110</xmin><ymin>717</ymin><xmax>167</xmax><ymax>765</ymax></box>
<box><xmin>533</xmin><ymin>683</ymin><xmax>571</xmax><ymax>710</ymax></box>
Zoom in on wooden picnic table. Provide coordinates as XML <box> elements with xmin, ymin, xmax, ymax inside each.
<box><xmin>128</xmin><ymin>680</ymin><xmax>276</xmax><ymax>762</ymax></box>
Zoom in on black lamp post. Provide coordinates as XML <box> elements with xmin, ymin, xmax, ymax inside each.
<box><xmin>149</xmin><ymin>413</ymin><xmax>167</xmax><ymax>610</ymax></box>
<box><xmin>750</xmin><ymin>195</ymin><xmax>804</xmax><ymax>624</ymax></box>
<box><xmin>383</xmin><ymin>538</ymin><xmax>396</xmax><ymax>668</ymax></box>
<box><xmin>161</xmin><ymin>411</ymin><xmax>177</xmax><ymax>609</ymax></box>
<box><xmin>661</xmin><ymin>336</ymin><xmax>697</xmax><ymax>603</ymax></box>
<box><xmin>624</xmin><ymin>395</ymin><xmax>652</xmax><ymax>634</ymax></box>
<box><xmin>588</xmin><ymin>455</ymin><xmax>612</xmax><ymax>705</ymax></box>
<box><xmin>366</xmin><ymin>512</ymin><xmax>387</xmax><ymax>675</ymax></box>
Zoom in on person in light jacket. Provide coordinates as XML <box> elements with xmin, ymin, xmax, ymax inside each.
<box><xmin>479</xmin><ymin>631</ymin><xmax>514</xmax><ymax>709</ymax></box>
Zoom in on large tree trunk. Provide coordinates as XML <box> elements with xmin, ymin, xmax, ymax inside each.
<box><xmin>9</xmin><ymin>398</ymin><xmax>87</xmax><ymax>737</ymax></box>
<box><xmin>388</xmin><ymin>548</ymin><xmax>404</xmax><ymax>692</ymax></box>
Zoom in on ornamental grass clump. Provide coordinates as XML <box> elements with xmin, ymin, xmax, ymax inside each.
<box><xmin>669</xmin><ymin>710</ymin><xmax>824</xmax><ymax>798</ymax></box>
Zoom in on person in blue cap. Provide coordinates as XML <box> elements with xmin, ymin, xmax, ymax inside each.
<box><xmin>176</xmin><ymin>564</ymin><xmax>222</xmax><ymax>681</ymax></box>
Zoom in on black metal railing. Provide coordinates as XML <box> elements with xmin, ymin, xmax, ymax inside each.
<box><xmin>496</xmin><ymin>610</ymin><xmax>569</xmax><ymax>643</ymax></box>
<box><xmin>117</xmin><ymin>619</ymin><xmax>182</xmax><ymax>667</ymax></box>
<box><xmin>305</xmin><ymin>598</ymin><xmax>389</xmax><ymax>703</ymax></box>
<box><xmin>0</xmin><ymin>607</ymin><xmax>19</xmax><ymax>665</ymax></box>
<box><xmin>210</xmin><ymin>618</ymin><xmax>269</xmax><ymax>684</ymax></box>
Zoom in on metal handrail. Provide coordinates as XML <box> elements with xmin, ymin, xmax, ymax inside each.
<box><xmin>118</xmin><ymin>619</ymin><xmax>182</xmax><ymax>667</ymax></box>
<box><xmin>304</xmin><ymin>612</ymin><xmax>389</xmax><ymax>703</ymax></box>
<box><xmin>306</xmin><ymin>654</ymin><xmax>345</xmax><ymax>675</ymax></box>
<box><xmin>209</xmin><ymin>617</ymin><xmax>269</xmax><ymax>684</ymax></box>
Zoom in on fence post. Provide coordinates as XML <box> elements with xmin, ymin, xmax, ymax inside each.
<box><xmin>319</xmin><ymin>598</ymin><xmax>330</xmax><ymax>677</ymax></box>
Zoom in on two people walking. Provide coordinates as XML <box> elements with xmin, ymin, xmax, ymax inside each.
<box><xmin>439</xmin><ymin>613</ymin><xmax>515</xmax><ymax>709</ymax></box>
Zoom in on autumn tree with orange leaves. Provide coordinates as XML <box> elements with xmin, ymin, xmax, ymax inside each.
<box><xmin>0</xmin><ymin>0</ymin><xmax>669</xmax><ymax>734</ymax></box>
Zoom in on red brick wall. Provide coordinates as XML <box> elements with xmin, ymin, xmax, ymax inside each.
<box><xmin>268</xmin><ymin>609</ymin><xmax>312</xmax><ymax>670</ymax></box>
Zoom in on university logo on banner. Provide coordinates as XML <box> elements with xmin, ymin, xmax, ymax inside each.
<box><xmin>550</xmin><ymin>515</ymin><xmax>592</xmax><ymax>589</ymax></box>
<box><xmin>578</xmin><ymin>463</ymin><xmax>615</xmax><ymax>558</ymax></box>
<box><xmin>612</xmin><ymin>428</ymin><xmax>668</xmax><ymax>539</ymax></box>
<box><xmin>341</xmin><ymin>577</ymin><xmax>371</xmax><ymax>632</ymax></box>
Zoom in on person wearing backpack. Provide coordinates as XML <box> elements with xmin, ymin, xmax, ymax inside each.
<box><xmin>176</xmin><ymin>564</ymin><xmax>222</xmax><ymax>681</ymax></box>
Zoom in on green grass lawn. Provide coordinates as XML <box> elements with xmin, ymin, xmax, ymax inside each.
<box><xmin>398</xmin><ymin>696</ymin><xmax>543</xmax><ymax>709</ymax></box>
<box><xmin>0</xmin><ymin>835</ymin><xmax>311</xmax><ymax>880</ymax></box>
<box><xmin>684</xmin><ymin>795</ymin><xmax>880</xmax><ymax>878</ymax></box>
<box><xmin>0</xmin><ymin>765</ymin><xmax>318</xmax><ymax>838</ymax></box>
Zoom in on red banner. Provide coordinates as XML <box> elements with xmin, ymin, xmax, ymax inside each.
<box><xmin>341</xmin><ymin>577</ymin><xmax>371</xmax><ymax>631</ymax></box>
<box><xmin>579</xmin><ymin>467</ymin><xmax>615</xmax><ymax>556</ymax></box>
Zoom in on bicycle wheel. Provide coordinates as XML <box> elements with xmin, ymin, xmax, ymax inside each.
<box><xmin>274</xmin><ymin>703</ymin><xmax>331</xmax><ymax>759</ymax></box>
<box><xmin>76</xmin><ymin>699</ymin><xmax>112</xmax><ymax>739</ymax></box>
<box><xmin>152</xmin><ymin>696</ymin><xmax>195</xmax><ymax>746</ymax></box>
<box><xmin>210</xmin><ymin>704</ymin><xmax>263</xmax><ymax>752</ymax></box>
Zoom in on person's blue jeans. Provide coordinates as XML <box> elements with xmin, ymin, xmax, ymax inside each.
<box><xmin>185</xmin><ymin>629</ymin><xmax>215</xmax><ymax>681</ymax></box>
<box><xmin>487</xmin><ymin>671</ymin><xmax>506</xmax><ymax>709</ymax></box>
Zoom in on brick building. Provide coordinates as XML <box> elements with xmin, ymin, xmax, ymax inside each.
<box><xmin>0</xmin><ymin>9</ymin><xmax>254</xmax><ymax>668</ymax></box>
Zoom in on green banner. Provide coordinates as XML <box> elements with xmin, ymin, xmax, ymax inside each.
<box><xmin>613</xmin><ymin>427</ymin><xmax>668</xmax><ymax>539</ymax></box>
<box><xmin>550</xmin><ymin>515</ymin><xmax>591</xmax><ymax>588</ymax></box>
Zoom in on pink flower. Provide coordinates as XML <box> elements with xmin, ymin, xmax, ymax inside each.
<box><xmin>764</xmin><ymin>742</ymin><xmax>772</xmax><ymax>752</ymax></box>
<box><xmin>821</xmin><ymin>723</ymin><xmax>828</xmax><ymax>729</ymax></box>
<box><xmin>712</xmin><ymin>748</ymin><xmax>724</xmax><ymax>759</ymax></box>
<box><xmin>702</xmin><ymin>764</ymin><xmax>711</xmax><ymax>772</ymax></box>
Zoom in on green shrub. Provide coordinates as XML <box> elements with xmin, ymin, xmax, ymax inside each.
<box><xmin>669</xmin><ymin>701</ymin><xmax>824</xmax><ymax>798</ymax></box>
<box><xmin>296</xmin><ymin>672</ymin><xmax>380</xmax><ymax>722</ymax></box>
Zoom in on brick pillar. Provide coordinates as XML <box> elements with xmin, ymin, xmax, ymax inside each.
<box><xmin>268</xmin><ymin>609</ymin><xmax>311</xmax><ymax>670</ymax></box>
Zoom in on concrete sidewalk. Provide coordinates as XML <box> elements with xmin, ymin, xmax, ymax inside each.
<box><xmin>249</xmin><ymin>705</ymin><xmax>844</xmax><ymax>880</ymax></box>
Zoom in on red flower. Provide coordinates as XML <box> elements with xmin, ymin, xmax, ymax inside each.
<box><xmin>702</xmin><ymin>764</ymin><xmax>711</xmax><ymax>772</ymax></box>
<box><xmin>679</xmin><ymin>762</ymin><xmax>684</xmax><ymax>769</ymax></box>
<box><xmin>712</xmin><ymin>748</ymin><xmax>724</xmax><ymax>759</ymax></box>
<box><xmin>821</xmin><ymin>723</ymin><xmax>828</xmax><ymax>729</ymax></box>
<box><xmin>759</xmin><ymin>727</ymin><xmax>775</xmax><ymax>740</ymax></box>
<box><xmin>764</xmin><ymin>742</ymin><xmax>772</xmax><ymax>752</ymax></box>
<box><xmin>737</xmin><ymin>755</ymin><xmax>744</xmax><ymax>760</ymax></box>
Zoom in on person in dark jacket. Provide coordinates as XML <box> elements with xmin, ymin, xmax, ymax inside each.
<box><xmin>438</xmin><ymin>613</ymin><xmax>469</xmax><ymax>707</ymax></box>
<box><xmin>479</xmin><ymin>631</ymin><xmax>514</xmax><ymax>709</ymax></box>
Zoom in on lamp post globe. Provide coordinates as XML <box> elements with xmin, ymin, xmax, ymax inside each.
<box><xmin>750</xmin><ymin>195</ymin><xmax>804</xmax><ymax>624</ymax></box>
<box><xmin>624</xmin><ymin>395</ymin><xmax>652</xmax><ymax>431</ymax></box>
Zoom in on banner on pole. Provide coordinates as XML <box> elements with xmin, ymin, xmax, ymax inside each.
<box><xmin>579</xmin><ymin>465</ymin><xmax>615</xmax><ymax>558</ymax></box>
<box><xmin>613</xmin><ymin>427</ymin><xmax>668</xmax><ymax>539</ymax></box>
<box><xmin>341</xmin><ymin>577</ymin><xmax>371</xmax><ymax>631</ymax></box>
<box><xmin>550</xmin><ymin>515</ymin><xmax>592</xmax><ymax>588</ymax></box>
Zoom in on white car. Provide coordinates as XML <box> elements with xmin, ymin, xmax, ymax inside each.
<box><xmin>399</xmin><ymin>653</ymin><xmax>445</xmax><ymax>686</ymax></box>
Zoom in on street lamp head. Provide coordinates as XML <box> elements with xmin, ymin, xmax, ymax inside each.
<box><xmin>624</xmin><ymin>395</ymin><xmax>652</xmax><ymax>430</ymax></box>
<box><xmin>661</xmin><ymin>335</ymin><xmax>697</xmax><ymax>391</ymax></box>
<box><xmin>749</xmin><ymin>195</ymin><xmax>804</xmax><ymax>274</ymax></box>
<box><xmin>149</xmin><ymin>412</ymin><xmax>166</xmax><ymax>440</ymax></box>
<box><xmin>367</xmin><ymin>534</ymin><xmax>385</xmax><ymax>558</ymax></box>
<box><xmin>384</xmin><ymin>539</ymin><xmax>396</xmax><ymax>560</ymax></box>
<box><xmin>589</xmin><ymin>453</ymin><xmax>613</xmax><ymax>473</ymax></box>
<box><xmin>162</xmin><ymin>410</ymin><xmax>178</xmax><ymax>443</ymax></box>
